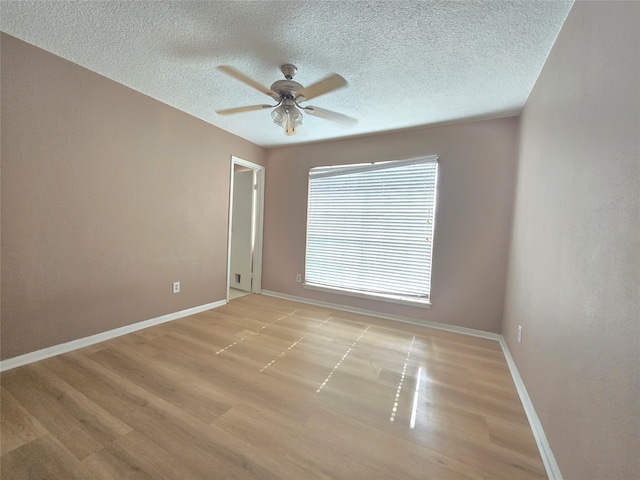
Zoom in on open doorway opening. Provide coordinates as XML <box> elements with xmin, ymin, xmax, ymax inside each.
<box><xmin>227</xmin><ymin>156</ymin><xmax>264</xmax><ymax>302</ymax></box>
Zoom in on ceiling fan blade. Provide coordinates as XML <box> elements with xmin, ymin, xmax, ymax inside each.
<box><xmin>303</xmin><ymin>106</ymin><xmax>357</xmax><ymax>126</ymax></box>
<box><xmin>296</xmin><ymin>74</ymin><xmax>347</xmax><ymax>101</ymax></box>
<box><xmin>216</xmin><ymin>104</ymin><xmax>273</xmax><ymax>115</ymax></box>
<box><xmin>217</xmin><ymin>66</ymin><xmax>279</xmax><ymax>100</ymax></box>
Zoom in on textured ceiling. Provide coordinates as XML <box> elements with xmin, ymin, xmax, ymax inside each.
<box><xmin>0</xmin><ymin>1</ymin><xmax>573</xmax><ymax>147</ymax></box>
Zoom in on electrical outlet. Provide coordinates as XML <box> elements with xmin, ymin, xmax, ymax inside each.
<box><xmin>173</xmin><ymin>281</ymin><xmax>181</xmax><ymax>294</ymax></box>
<box><xmin>517</xmin><ymin>325</ymin><xmax>522</xmax><ymax>343</ymax></box>
<box><xmin>296</xmin><ymin>274</ymin><xmax>302</xmax><ymax>283</ymax></box>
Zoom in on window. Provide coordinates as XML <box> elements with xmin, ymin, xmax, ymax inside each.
<box><xmin>304</xmin><ymin>156</ymin><xmax>438</xmax><ymax>306</ymax></box>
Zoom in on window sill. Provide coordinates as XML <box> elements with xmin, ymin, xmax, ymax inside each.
<box><xmin>302</xmin><ymin>283</ymin><xmax>431</xmax><ymax>309</ymax></box>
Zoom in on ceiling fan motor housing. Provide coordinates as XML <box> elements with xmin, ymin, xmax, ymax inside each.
<box><xmin>270</xmin><ymin>79</ymin><xmax>303</xmax><ymax>99</ymax></box>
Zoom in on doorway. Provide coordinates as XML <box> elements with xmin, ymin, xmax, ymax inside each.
<box><xmin>227</xmin><ymin>156</ymin><xmax>264</xmax><ymax>302</ymax></box>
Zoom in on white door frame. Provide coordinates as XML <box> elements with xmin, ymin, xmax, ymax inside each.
<box><xmin>227</xmin><ymin>156</ymin><xmax>265</xmax><ymax>302</ymax></box>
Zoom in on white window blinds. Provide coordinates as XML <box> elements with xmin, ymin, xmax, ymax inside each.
<box><xmin>305</xmin><ymin>156</ymin><xmax>438</xmax><ymax>304</ymax></box>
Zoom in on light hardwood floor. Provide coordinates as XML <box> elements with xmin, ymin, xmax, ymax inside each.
<box><xmin>229</xmin><ymin>288</ymin><xmax>251</xmax><ymax>300</ymax></box>
<box><xmin>1</xmin><ymin>294</ymin><xmax>546</xmax><ymax>479</ymax></box>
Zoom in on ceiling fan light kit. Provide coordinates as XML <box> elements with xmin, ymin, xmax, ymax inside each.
<box><xmin>217</xmin><ymin>64</ymin><xmax>356</xmax><ymax>136</ymax></box>
<box><xmin>271</xmin><ymin>99</ymin><xmax>303</xmax><ymax>136</ymax></box>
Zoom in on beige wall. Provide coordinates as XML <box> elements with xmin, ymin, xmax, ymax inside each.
<box><xmin>0</xmin><ymin>34</ymin><xmax>265</xmax><ymax>359</ymax></box>
<box><xmin>263</xmin><ymin>117</ymin><xmax>519</xmax><ymax>333</ymax></box>
<box><xmin>502</xmin><ymin>2</ymin><xmax>640</xmax><ymax>479</ymax></box>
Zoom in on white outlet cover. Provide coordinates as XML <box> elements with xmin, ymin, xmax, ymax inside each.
<box><xmin>173</xmin><ymin>281</ymin><xmax>180</xmax><ymax>293</ymax></box>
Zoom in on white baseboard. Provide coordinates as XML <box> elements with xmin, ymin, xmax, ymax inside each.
<box><xmin>499</xmin><ymin>337</ymin><xmax>562</xmax><ymax>480</ymax></box>
<box><xmin>260</xmin><ymin>290</ymin><xmax>501</xmax><ymax>341</ymax></box>
<box><xmin>0</xmin><ymin>300</ymin><xmax>226</xmax><ymax>372</ymax></box>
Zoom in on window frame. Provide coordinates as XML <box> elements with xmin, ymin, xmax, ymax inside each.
<box><xmin>303</xmin><ymin>155</ymin><xmax>438</xmax><ymax>308</ymax></box>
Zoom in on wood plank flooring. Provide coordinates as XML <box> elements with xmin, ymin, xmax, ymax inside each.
<box><xmin>0</xmin><ymin>294</ymin><xmax>546</xmax><ymax>479</ymax></box>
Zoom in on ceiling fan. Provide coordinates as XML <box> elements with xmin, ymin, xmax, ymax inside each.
<box><xmin>216</xmin><ymin>64</ymin><xmax>357</xmax><ymax>136</ymax></box>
